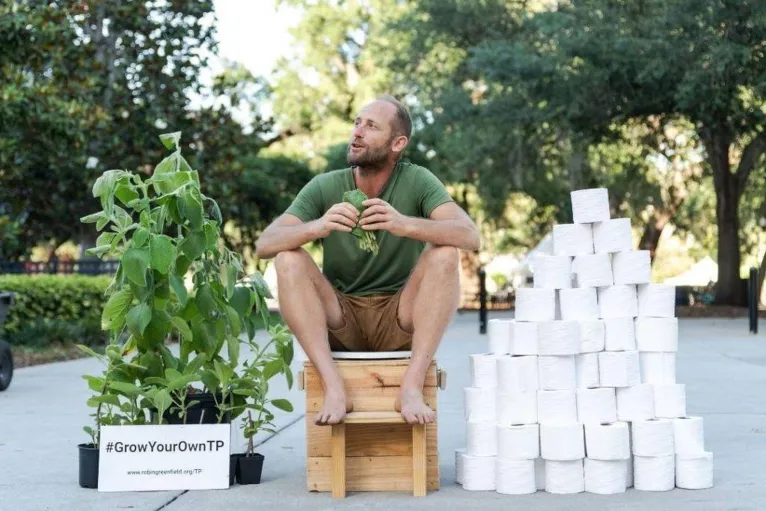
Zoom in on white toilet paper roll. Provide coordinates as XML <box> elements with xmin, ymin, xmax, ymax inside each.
<box><xmin>545</xmin><ymin>460</ymin><xmax>584</xmax><ymax>494</ymax></box>
<box><xmin>509</xmin><ymin>320</ymin><xmax>538</xmax><ymax>355</ymax></box>
<box><xmin>635</xmin><ymin>318</ymin><xmax>679</xmax><ymax>352</ymax></box>
<box><xmin>612</xmin><ymin>250</ymin><xmax>651</xmax><ymax>285</ymax></box>
<box><xmin>604</xmin><ymin>317</ymin><xmax>636</xmax><ymax>351</ymax></box>
<box><xmin>467</xmin><ymin>420</ymin><xmax>498</xmax><ymax>456</ymax></box>
<box><xmin>553</xmin><ymin>223</ymin><xmax>594</xmax><ymax>256</ymax></box>
<box><xmin>654</xmin><ymin>384</ymin><xmax>687</xmax><ymax>418</ymax></box>
<box><xmin>634</xmin><ymin>455</ymin><xmax>674</xmax><ymax>491</ymax></box>
<box><xmin>462</xmin><ymin>454</ymin><xmax>497</xmax><ymax>491</ymax></box>
<box><xmin>632</xmin><ymin>418</ymin><xmax>675</xmax><ymax>456</ymax></box>
<box><xmin>626</xmin><ymin>456</ymin><xmax>634</xmax><ymax>488</ymax></box>
<box><xmin>455</xmin><ymin>448</ymin><xmax>466</xmax><ymax>485</ymax></box>
<box><xmin>497</xmin><ymin>391</ymin><xmax>538</xmax><ymax>425</ymax></box>
<box><xmin>533</xmin><ymin>255</ymin><xmax>573</xmax><ymax>289</ymax></box>
<box><xmin>537</xmin><ymin>321</ymin><xmax>581</xmax><ymax>355</ymax></box>
<box><xmin>464</xmin><ymin>386</ymin><xmax>496</xmax><ymax>422</ymax></box>
<box><xmin>585</xmin><ymin>422</ymin><xmax>630</xmax><ymax>460</ymax></box>
<box><xmin>616</xmin><ymin>384</ymin><xmax>655</xmax><ymax>421</ymax></box>
<box><xmin>592</xmin><ymin>218</ymin><xmax>633</xmax><ymax>254</ymax></box>
<box><xmin>640</xmin><ymin>352</ymin><xmax>676</xmax><ymax>384</ymax></box>
<box><xmin>487</xmin><ymin>319</ymin><xmax>511</xmax><ymax>354</ymax></box>
<box><xmin>638</xmin><ymin>283</ymin><xmax>676</xmax><ymax>318</ymax></box>
<box><xmin>538</xmin><ymin>356</ymin><xmax>576</xmax><ymax>390</ymax></box>
<box><xmin>673</xmin><ymin>417</ymin><xmax>705</xmax><ymax>455</ymax></box>
<box><xmin>571</xmin><ymin>188</ymin><xmax>610</xmax><ymax>224</ymax></box>
<box><xmin>573</xmin><ymin>254</ymin><xmax>613</xmax><ymax>287</ymax></box>
<box><xmin>577</xmin><ymin>388</ymin><xmax>617</xmax><ymax>424</ymax></box>
<box><xmin>598</xmin><ymin>350</ymin><xmax>640</xmax><ymax>387</ymax></box>
<box><xmin>498</xmin><ymin>424</ymin><xmax>540</xmax><ymax>459</ymax></box>
<box><xmin>497</xmin><ymin>355</ymin><xmax>539</xmax><ymax>393</ymax></box>
<box><xmin>676</xmin><ymin>452</ymin><xmax>714</xmax><ymax>489</ymax></box>
<box><xmin>598</xmin><ymin>285</ymin><xmax>638</xmax><ymax>318</ymax></box>
<box><xmin>470</xmin><ymin>353</ymin><xmax>498</xmax><ymax>388</ymax></box>
<box><xmin>538</xmin><ymin>389</ymin><xmax>578</xmax><ymax>424</ymax></box>
<box><xmin>580</xmin><ymin>320</ymin><xmax>605</xmax><ymax>353</ymax></box>
<box><xmin>515</xmin><ymin>288</ymin><xmax>556</xmax><ymax>321</ymax></box>
<box><xmin>535</xmin><ymin>457</ymin><xmax>546</xmax><ymax>490</ymax></box>
<box><xmin>584</xmin><ymin>458</ymin><xmax>627</xmax><ymax>494</ymax></box>
<box><xmin>496</xmin><ymin>458</ymin><xmax>537</xmax><ymax>494</ymax></box>
<box><xmin>559</xmin><ymin>288</ymin><xmax>599</xmax><ymax>320</ymax></box>
<box><xmin>576</xmin><ymin>353</ymin><xmax>600</xmax><ymax>388</ymax></box>
<box><xmin>541</xmin><ymin>423</ymin><xmax>585</xmax><ymax>461</ymax></box>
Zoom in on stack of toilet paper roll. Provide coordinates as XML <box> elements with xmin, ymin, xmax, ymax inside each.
<box><xmin>458</xmin><ymin>187</ymin><xmax>713</xmax><ymax>496</ymax></box>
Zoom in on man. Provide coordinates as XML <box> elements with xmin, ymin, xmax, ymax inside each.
<box><xmin>255</xmin><ymin>96</ymin><xmax>480</xmax><ymax>426</ymax></box>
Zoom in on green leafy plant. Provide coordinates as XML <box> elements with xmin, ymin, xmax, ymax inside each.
<box><xmin>342</xmin><ymin>189</ymin><xmax>379</xmax><ymax>255</ymax></box>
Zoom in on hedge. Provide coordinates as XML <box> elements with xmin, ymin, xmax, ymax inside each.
<box><xmin>0</xmin><ymin>275</ymin><xmax>111</xmax><ymax>347</ymax></box>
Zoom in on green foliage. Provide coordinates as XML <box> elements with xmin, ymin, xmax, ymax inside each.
<box><xmin>342</xmin><ymin>189</ymin><xmax>379</xmax><ymax>254</ymax></box>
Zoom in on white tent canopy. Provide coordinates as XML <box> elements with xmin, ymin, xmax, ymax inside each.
<box><xmin>663</xmin><ymin>256</ymin><xmax>718</xmax><ymax>286</ymax></box>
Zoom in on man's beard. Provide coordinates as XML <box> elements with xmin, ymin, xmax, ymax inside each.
<box><xmin>347</xmin><ymin>140</ymin><xmax>391</xmax><ymax>170</ymax></box>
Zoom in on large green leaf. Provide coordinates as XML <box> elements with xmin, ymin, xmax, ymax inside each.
<box><xmin>115</xmin><ymin>182</ymin><xmax>139</xmax><ymax>206</ymax></box>
<box><xmin>180</xmin><ymin>231</ymin><xmax>206</xmax><ymax>261</ymax></box>
<box><xmin>159</xmin><ymin>131</ymin><xmax>182</xmax><ymax>150</ymax></box>
<box><xmin>101</xmin><ymin>288</ymin><xmax>134</xmax><ymax>330</ymax></box>
<box><xmin>108</xmin><ymin>381</ymin><xmax>142</xmax><ymax>396</ymax></box>
<box><xmin>224</xmin><ymin>305</ymin><xmax>241</xmax><ymax>336</ymax></box>
<box><xmin>227</xmin><ymin>335</ymin><xmax>240</xmax><ymax>367</ymax></box>
<box><xmin>170</xmin><ymin>316</ymin><xmax>193</xmax><ymax>343</ymax></box>
<box><xmin>142</xmin><ymin>310</ymin><xmax>171</xmax><ymax>347</ymax></box>
<box><xmin>270</xmin><ymin>399</ymin><xmax>294</xmax><ymax>412</ymax></box>
<box><xmin>123</xmin><ymin>247</ymin><xmax>150</xmax><ymax>286</ymax></box>
<box><xmin>179</xmin><ymin>189</ymin><xmax>203</xmax><ymax>230</ymax></box>
<box><xmin>169</xmin><ymin>273</ymin><xmax>188</xmax><ymax>306</ymax></box>
<box><xmin>149</xmin><ymin>234</ymin><xmax>175</xmax><ymax>274</ymax></box>
<box><xmin>195</xmin><ymin>284</ymin><xmax>217</xmax><ymax>319</ymax></box>
<box><xmin>230</xmin><ymin>286</ymin><xmax>253</xmax><ymax>318</ymax></box>
<box><xmin>126</xmin><ymin>302</ymin><xmax>152</xmax><ymax>336</ymax></box>
<box><xmin>133</xmin><ymin>227</ymin><xmax>150</xmax><ymax>248</ymax></box>
<box><xmin>203</xmin><ymin>222</ymin><xmax>219</xmax><ymax>249</ymax></box>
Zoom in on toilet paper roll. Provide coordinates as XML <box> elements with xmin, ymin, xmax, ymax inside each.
<box><xmin>497</xmin><ymin>391</ymin><xmax>538</xmax><ymax>425</ymax></box>
<box><xmin>604</xmin><ymin>317</ymin><xmax>636</xmax><ymax>351</ymax></box>
<box><xmin>497</xmin><ymin>355</ymin><xmax>539</xmax><ymax>393</ymax></box>
<box><xmin>616</xmin><ymin>384</ymin><xmax>655</xmax><ymax>421</ymax></box>
<box><xmin>673</xmin><ymin>417</ymin><xmax>705</xmax><ymax>455</ymax></box>
<box><xmin>634</xmin><ymin>455</ymin><xmax>674</xmax><ymax>491</ymax></box>
<box><xmin>640</xmin><ymin>352</ymin><xmax>676</xmax><ymax>384</ymax></box>
<box><xmin>573</xmin><ymin>254</ymin><xmax>613</xmax><ymax>287</ymax></box>
<box><xmin>515</xmin><ymin>288</ymin><xmax>556</xmax><ymax>322</ymax></box>
<box><xmin>541</xmin><ymin>423</ymin><xmax>585</xmax><ymax>461</ymax></box>
<box><xmin>626</xmin><ymin>456</ymin><xmax>634</xmax><ymax>488</ymax></box>
<box><xmin>535</xmin><ymin>457</ymin><xmax>546</xmax><ymax>490</ymax></box>
<box><xmin>455</xmin><ymin>448</ymin><xmax>466</xmax><ymax>485</ymax></box>
<box><xmin>467</xmin><ymin>420</ymin><xmax>498</xmax><ymax>456</ymax></box>
<box><xmin>584</xmin><ymin>422</ymin><xmax>630</xmax><ymax>460</ymax></box>
<box><xmin>559</xmin><ymin>288</ymin><xmax>599</xmax><ymax>320</ymax></box>
<box><xmin>533</xmin><ymin>255</ymin><xmax>573</xmax><ymax>289</ymax></box>
<box><xmin>584</xmin><ymin>458</ymin><xmax>627</xmax><ymax>494</ymax></box>
<box><xmin>577</xmin><ymin>388</ymin><xmax>617</xmax><ymax>424</ymax></box>
<box><xmin>580</xmin><ymin>320</ymin><xmax>605</xmax><ymax>353</ymax></box>
<box><xmin>464</xmin><ymin>386</ymin><xmax>496</xmax><ymax>422</ymax></box>
<box><xmin>496</xmin><ymin>458</ymin><xmax>537</xmax><ymax>494</ymax></box>
<box><xmin>598</xmin><ymin>285</ymin><xmax>638</xmax><ymax>318</ymax></box>
<box><xmin>509</xmin><ymin>320</ymin><xmax>538</xmax><ymax>355</ymax></box>
<box><xmin>598</xmin><ymin>350</ymin><xmax>640</xmax><ymax>387</ymax></box>
<box><xmin>538</xmin><ymin>356</ymin><xmax>576</xmax><ymax>390</ymax></box>
<box><xmin>537</xmin><ymin>321</ymin><xmax>581</xmax><ymax>355</ymax></box>
<box><xmin>553</xmin><ymin>223</ymin><xmax>594</xmax><ymax>256</ymax></box>
<box><xmin>612</xmin><ymin>250</ymin><xmax>651</xmax><ymax>285</ymax></box>
<box><xmin>538</xmin><ymin>389</ymin><xmax>578</xmax><ymax>424</ymax></box>
<box><xmin>487</xmin><ymin>319</ymin><xmax>511</xmax><ymax>354</ymax></box>
<box><xmin>632</xmin><ymin>418</ymin><xmax>675</xmax><ymax>456</ymax></box>
<box><xmin>576</xmin><ymin>353</ymin><xmax>600</xmax><ymax>388</ymax></box>
<box><xmin>635</xmin><ymin>318</ymin><xmax>679</xmax><ymax>352</ymax></box>
<box><xmin>470</xmin><ymin>353</ymin><xmax>498</xmax><ymax>388</ymax></box>
<box><xmin>545</xmin><ymin>460</ymin><xmax>584</xmax><ymax>494</ymax></box>
<box><xmin>638</xmin><ymin>283</ymin><xmax>676</xmax><ymax>318</ymax></box>
<box><xmin>571</xmin><ymin>188</ymin><xmax>610</xmax><ymax>224</ymax></box>
<box><xmin>593</xmin><ymin>218</ymin><xmax>633</xmax><ymax>254</ymax></box>
<box><xmin>498</xmin><ymin>423</ymin><xmax>540</xmax><ymax>459</ymax></box>
<box><xmin>462</xmin><ymin>454</ymin><xmax>497</xmax><ymax>491</ymax></box>
<box><xmin>676</xmin><ymin>452</ymin><xmax>714</xmax><ymax>489</ymax></box>
<box><xmin>654</xmin><ymin>384</ymin><xmax>687</xmax><ymax>418</ymax></box>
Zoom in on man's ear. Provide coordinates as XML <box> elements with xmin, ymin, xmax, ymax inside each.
<box><xmin>391</xmin><ymin>135</ymin><xmax>409</xmax><ymax>154</ymax></box>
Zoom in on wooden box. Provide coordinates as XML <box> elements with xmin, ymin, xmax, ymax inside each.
<box><xmin>301</xmin><ymin>359</ymin><xmax>440</xmax><ymax>492</ymax></box>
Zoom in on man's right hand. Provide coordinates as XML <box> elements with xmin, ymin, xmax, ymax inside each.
<box><xmin>315</xmin><ymin>202</ymin><xmax>359</xmax><ymax>238</ymax></box>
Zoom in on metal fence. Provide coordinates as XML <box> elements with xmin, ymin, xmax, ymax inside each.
<box><xmin>0</xmin><ymin>260</ymin><xmax>119</xmax><ymax>275</ymax></box>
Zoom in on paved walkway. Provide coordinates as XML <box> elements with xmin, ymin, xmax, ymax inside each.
<box><xmin>1</xmin><ymin>313</ymin><xmax>765</xmax><ymax>510</ymax></box>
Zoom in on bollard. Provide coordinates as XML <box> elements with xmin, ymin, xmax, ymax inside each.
<box><xmin>749</xmin><ymin>267</ymin><xmax>758</xmax><ymax>334</ymax></box>
<box><xmin>479</xmin><ymin>267</ymin><xmax>487</xmax><ymax>334</ymax></box>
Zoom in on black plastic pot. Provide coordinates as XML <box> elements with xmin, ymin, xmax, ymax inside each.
<box><xmin>0</xmin><ymin>340</ymin><xmax>12</xmax><ymax>392</ymax></box>
<box><xmin>234</xmin><ymin>453</ymin><xmax>264</xmax><ymax>485</ymax></box>
<box><xmin>229</xmin><ymin>454</ymin><xmax>238</xmax><ymax>486</ymax></box>
<box><xmin>158</xmin><ymin>393</ymin><xmax>231</xmax><ymax>424</ymax></box>
<box><xmin>78</xmin><ymin>443</ymin><xmax>99</xmax><ymax>489</ymax></box>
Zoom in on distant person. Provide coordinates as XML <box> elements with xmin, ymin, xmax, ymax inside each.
<box><xmin>256</xmin><ymin>96</ymin><xmax>480</xmax><ymax>426</ymax></box>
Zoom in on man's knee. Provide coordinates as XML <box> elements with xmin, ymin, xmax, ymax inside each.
<box><xmin>423</xmin><ymin>246</ymin><xmax>459</xmax><ymax>274</ymax></box>
<box><xmin>274</xmin><ymin>249</ymin><xmax>310</xmax><ymax>277</ymax></box>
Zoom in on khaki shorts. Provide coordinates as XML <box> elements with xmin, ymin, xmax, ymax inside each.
<box><xmin>327</xmin><ymin>287</ymin><xmax>413</xmax><ymax>352</ymax></box>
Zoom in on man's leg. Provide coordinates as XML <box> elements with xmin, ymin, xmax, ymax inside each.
<box><xmin>395</xmin><ymin>246</ymin><xmax>460</xmax><ymax>424</ymax></box>
<box><xmin>274</xmin><ymin>248</ymin><xmax>352</xmax><ymax>425</ymax></box>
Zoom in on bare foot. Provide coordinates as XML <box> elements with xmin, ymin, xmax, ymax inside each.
<box><xmin>395</xmin><ymin>387</ymin><xmax>435</xmax><ymax>425</ymax></box>
<box><xmin>314</xmin><ymin>389</ymin><xmax>353</xmax><ymax>426</ymax></box>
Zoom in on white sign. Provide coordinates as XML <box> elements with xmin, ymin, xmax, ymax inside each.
<box><xmin>98</xmin><ymin>424</ymin><xmax>230</xmax><ymax>492</ymax></box>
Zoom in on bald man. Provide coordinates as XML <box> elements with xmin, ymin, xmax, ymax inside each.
<box><xmin>255</xmin><ymin>96</ymin><xmax>480</xmax><ymax>426</ymax></box>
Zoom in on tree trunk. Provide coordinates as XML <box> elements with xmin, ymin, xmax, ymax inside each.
<box><xmin>459</xmin><ymin>250</ymin><xmax>481</xmax><ymax>308</ymax></box>
<box><xmin>638</xmin><ymin>212</ymin><xmax>669</xmax><ymax>262</ymax></box>
<box><xmin>758</xmin><ymin>248</ymin><xmax>766</xmax><ymax>306</ymax></box>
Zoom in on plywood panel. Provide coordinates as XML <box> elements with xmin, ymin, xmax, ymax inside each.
<box><xmin>307</xmin><ymin>456</ymin><xmax>440</xmax><ymax>492</ymax></box>
<box><xmin>304</xmin><ymin>362</ymin><xmax>437</xmax><ymax>393</ymax></box>
<box><xmin>306</xmin><ymin>417</ymin><xmax>438</xmax><ymax>457</ymax></box>
<box><xmin>306</xmin><ymin>386</ymin><xmax>437</xmax><ymax>412</ymax></box>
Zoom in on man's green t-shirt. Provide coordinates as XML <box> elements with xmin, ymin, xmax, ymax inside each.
<box><xmin>284</xmin><ymin>160</ymin><xmax>454</xmax><ymax>296</ymax></box>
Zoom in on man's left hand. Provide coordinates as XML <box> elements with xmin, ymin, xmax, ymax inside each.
<box><xmin>359</xmin><ymin>198</ymin><xmax>410</xmax><ymax>237</ymax></box>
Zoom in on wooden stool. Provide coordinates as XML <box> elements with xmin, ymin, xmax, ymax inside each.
<box><xmin>298</xmin><ymin>354</ymin><xmax>446</xmax><ymax>497</ymax></box>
